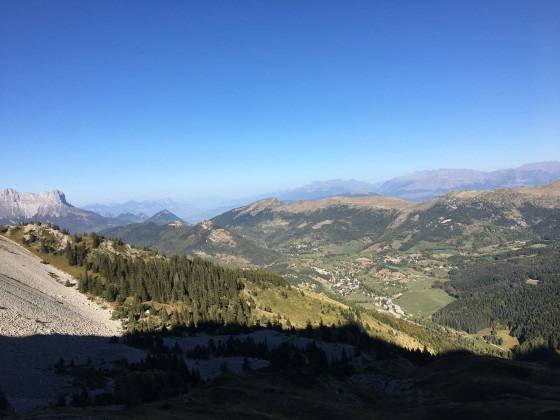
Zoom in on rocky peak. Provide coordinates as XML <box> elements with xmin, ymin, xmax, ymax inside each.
<box><xmin>0</xmin><ymin>188</ymin><xmax>71</xmax><ymax>219</ymax></box>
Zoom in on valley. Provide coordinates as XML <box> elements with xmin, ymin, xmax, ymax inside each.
<box><xmin>4</xmin><ymin>0</ymin><xmax>560</xmax><ymax>414</ymax></box>
<box><xmin>1</xmin><ymin>176</ymin><xmax>560</xmax><ymax>417</ymax></box>
<box><xmin>208</xmin><ymin>181</ymin><xmax>560</xmax><ymax>352</ymax></box>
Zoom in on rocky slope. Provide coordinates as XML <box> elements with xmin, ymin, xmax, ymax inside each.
<box><xmin>0</xmin><ymin>232</ymin><xmax>148</xmax><ymax>411</ymax></box>
<box><xmin>0</xmin><ymin>234</ymin><xmax>121</xmax><ymax>337</ymax></box>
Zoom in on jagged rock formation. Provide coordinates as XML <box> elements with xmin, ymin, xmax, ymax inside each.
<box><xmin>0</xmin><ymin>189</ymin><xmax>71</xmax><ymax>219</ymax></box>
<box><xmin>0</xmin><ymin>188</ymin><xmax>120</xmax><ymax>233</ymax></box>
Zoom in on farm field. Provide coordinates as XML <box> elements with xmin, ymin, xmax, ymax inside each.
<box><xmin>394</xmin><ymin>275</ymin><xmax>455</xmax><ymax>318</ymax></box>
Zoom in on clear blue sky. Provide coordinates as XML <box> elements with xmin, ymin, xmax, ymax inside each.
<box><xmin>1</xmin><ymin>0</ymin><xmax>559</xmax><ymax>206</ymax></box>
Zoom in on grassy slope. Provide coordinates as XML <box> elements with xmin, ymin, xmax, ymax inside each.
<box><xmin>2</xmin><ymin>224</ymin><xmax>459</xmax><ymax>354</ymax></box>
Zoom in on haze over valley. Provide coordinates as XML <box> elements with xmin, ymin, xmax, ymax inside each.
<box><xmin>65</xmin><ymin>160</ymin><xmax>560</xmax><ymax>223</ymax></box>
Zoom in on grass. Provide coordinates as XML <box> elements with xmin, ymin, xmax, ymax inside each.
<box><xmin>245</xmin><ymin>282</ymin><xmax>429</xmax><ymax>352</ymax></box>
<box><xmin>246</xmin><ymin>283</ymin><xmax>345</xmax><ymax>328</ymax></box>
<box><xmin>470</xmin><ymin>327</ymin><xmax>520</xmax><ymax>352</ymax></box>
<box><xmin>394</xmin><ymin>275</ymin><xmax>455</xmax><ymax>318</ymax></box>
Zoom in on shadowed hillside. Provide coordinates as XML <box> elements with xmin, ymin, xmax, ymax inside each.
<box><xmin>1</xmin><ymin>328</ymin><xmax>559</xmax><ymax>419</ymax></box>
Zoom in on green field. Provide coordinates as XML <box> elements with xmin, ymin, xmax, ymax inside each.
<box><xmin>395</xmin><ymin>275</ymin><xmax>455</xmax><ymax>318</ymax></box>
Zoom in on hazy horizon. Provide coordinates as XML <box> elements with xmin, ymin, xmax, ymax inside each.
<box><xmin>2</xmin><ymin>1</ymin><xmax>559</xmax><ymax>206</ymax></box>
<box><xmin>8</xmin><ymin>159</ymin><xmax>556</xmax><ymax>212</ymax></box>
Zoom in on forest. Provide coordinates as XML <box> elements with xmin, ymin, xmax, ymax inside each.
<box><xmin>432</xmin><ymin>247</ymin><xmax>560</xmax><ymax>353</ymax></box>
<box><xmin>26</xmin><ymin>226</ymin><xmax>288</xmax><ymax>333</ymax></box>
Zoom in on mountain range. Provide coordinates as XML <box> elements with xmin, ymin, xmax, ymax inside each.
<box><xmin>259</xmin><ymin>179</ymin><xmax>379</xmax><ymax>202</ymax></box>
<box><xmin>374</xmin><ymin>161</ymin><xmax>560</xmax><ymax>201</ymax></box>
<box><xmin>3</xmin><ymin>165</ymin><xmax>560</xmax><ymax>416</ymax></box>
<box><xmin>87</xmin><ymin>179</ymin><xmax>560</xmax><ymax>273</ymax></box>
<box><xmin>2</xmin><ymin>161</ymin><xmax>559</xmax><ymax>236</ymax></box>
<box><xmin>212</xmin><ymin>180</ymin><xmax>560</xmax><ymax>255</ymax></box>
<box><xmin>83</xmin><ymin>198</ymin><xmax>199</xmax><ymax>222</ymax></box>
<box><xmin>80</xmin><ymin>161</ymin><xmax>560</xmax><ymax>221</ymax></box>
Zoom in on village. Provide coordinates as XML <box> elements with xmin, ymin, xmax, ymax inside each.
<box><xmin>313</xmin><ymin>260</ymin><xmax>408</xmax><ymax>319</ymax></box>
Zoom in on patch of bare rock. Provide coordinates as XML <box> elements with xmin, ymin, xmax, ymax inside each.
<box><xmin>0</xmin><ymin>235</ymin><xmax>146</xmax><ymax>411</ymax></box>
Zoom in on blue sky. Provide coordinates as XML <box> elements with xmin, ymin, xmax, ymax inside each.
<box><xmin>1</xmin><ymin>1</ymin><xmax>559</xmax><ymax>207</ymax></box>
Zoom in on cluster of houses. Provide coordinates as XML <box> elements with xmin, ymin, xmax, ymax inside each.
<box><xmin>314</xmin><ymin>262</ymin><xmax>407</xmax><ymax>318</ymax></box>
<box><xmin>383</xmin><ymin>255</ymin><xmax>402</xmax><ymax>264</ymax></box>
<box><xmin>332</xmin><ymin>277</ymin><xmax>361</xmax><ymax>296</ymax></box>
<box><xmin>325</xmin><ymin>265</ymin><xmax>363</xmax><ymax>296</ymax></box>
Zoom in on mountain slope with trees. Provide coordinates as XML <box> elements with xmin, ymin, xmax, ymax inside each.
<box><xmin>211</xmin><ymin>181</ymin><xmax>560</xmax><ymax>254</ymax></box>
<box><xmin>102</xmin><ymin>220</ymin><xmax>280</xmax><ymax>267</ymax></box>
<box><xmin>432</xmin><ymin>247</ymin><xmax>560</xmax><ymax>353</ymax></box>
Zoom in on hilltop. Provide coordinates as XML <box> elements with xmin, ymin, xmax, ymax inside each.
<box><xmin>145</xmin><ymin>209</ymin><xmax>186</xmax><ymax>226</ymax></box>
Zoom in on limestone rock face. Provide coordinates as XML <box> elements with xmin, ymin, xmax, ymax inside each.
<box><xmin>0</xmin><ymin>188</ymin><xmax>72</xmax><ymax>219</ymax></box>
<box><xmin>0</xmin><ymin>188</ymin><xmax>119</xmax><ymax>233</ymax></box>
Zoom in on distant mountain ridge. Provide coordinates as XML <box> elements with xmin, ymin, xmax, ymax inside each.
<box><xmin>4</xmin><ymin>161</ymin><xmax>559</xmax><ymax>232</ymax></box>
<box><xmin>263</xmin><ymin>179</ymin><xmax>379</xmax><ymax>202</ymax></box>
<box><xmin>211</xmin><ymin>180</ymin><xmax>560</xmax><ymax>254</ymax></box>
<box><xmin>83</xmin><ymin>198</ymin><xmax>199</xmax><ymax>221</ymax></box>
<box><xmin>79</xmin><ymin>161</ymin><xmax>560</xmax><ymax>222</ymax></box>
<box><xmin>375</xmin><ymin>161</ymin><xmax>560</xmax><ymax>201</ymax></box>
